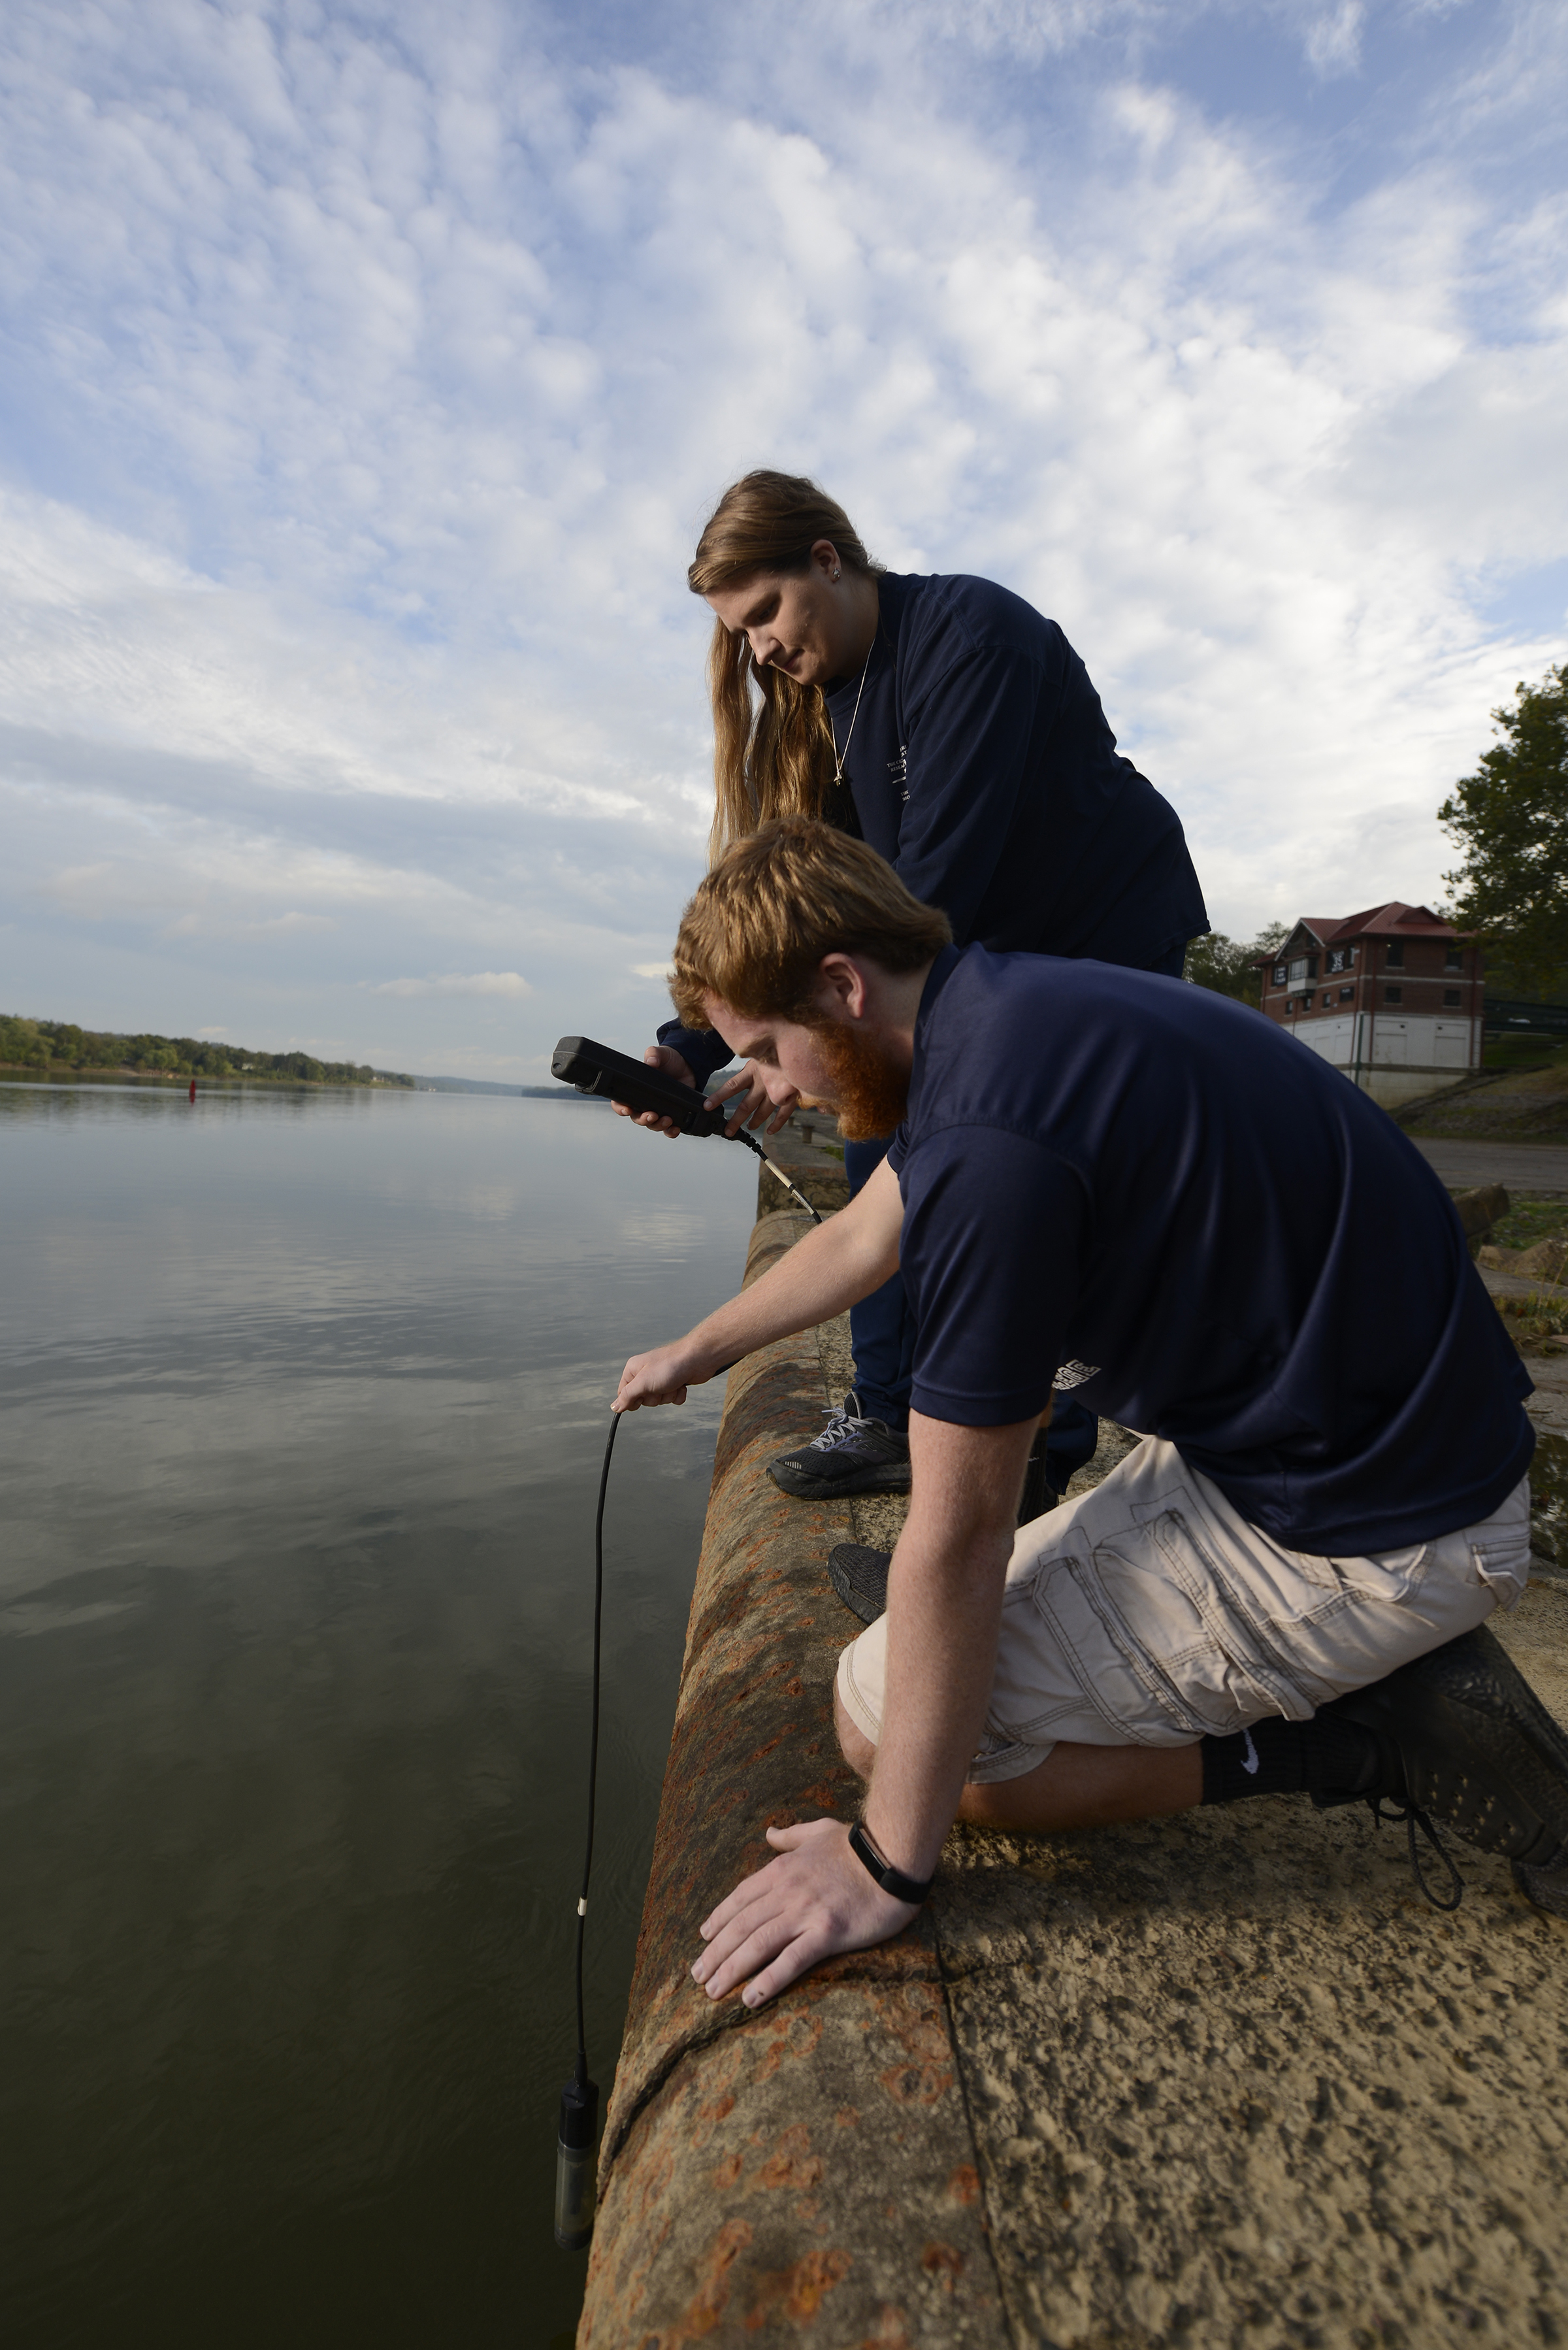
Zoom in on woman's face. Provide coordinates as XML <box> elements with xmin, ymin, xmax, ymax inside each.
<box><xmin>704</xmin><ymin>540</ymin><xmax>870</xmax><ymax>687</ymax></box>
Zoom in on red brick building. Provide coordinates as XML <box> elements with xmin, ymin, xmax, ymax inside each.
<box><xmin>1255</xmin><ymin>904</ymin><xmax>1484</xmax><ymax>1108</ymax></box>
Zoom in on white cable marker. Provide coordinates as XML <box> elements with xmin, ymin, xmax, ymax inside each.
<box><xmin>578</xmin><ymin>1898</ymin><xmax>588</xmax><ymax>1916</ymax></box>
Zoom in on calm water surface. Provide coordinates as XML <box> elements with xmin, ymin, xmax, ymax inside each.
<box><xmin>0</xmin><ymin>1082</ymin><xmax>757</xmax><ymax>2348</ymax></box>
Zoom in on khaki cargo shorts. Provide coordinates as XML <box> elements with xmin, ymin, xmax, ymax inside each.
<box><xmin>836</xmin><ymin>1435</ymin><xmax>1532</xmax><ymax>1785</ymax></box>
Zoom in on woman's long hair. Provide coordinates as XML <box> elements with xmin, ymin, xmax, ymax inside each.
<box><xmin>688</xmin><ymin>471</ymin><xmax>882</xmax><ymax>863</ymax></box>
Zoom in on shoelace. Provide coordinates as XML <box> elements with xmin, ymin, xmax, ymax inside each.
<box><xmin>1368</xmin><ymin>1794</ymin><xmax>1465</xmax><ymax>1911</ymax></box>
<box><xmin>806</xmin><ymin>1406</ymin><xmax>859</xmax><ymax>1453</ymax></box>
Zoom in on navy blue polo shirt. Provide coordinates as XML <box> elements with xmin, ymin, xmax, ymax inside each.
<box><xmin>889</xmin><ymin>944</ymin><xmax>1534</xmax><ymax>1555</ymax></box>
<box><xmin>659</xmin><ymin>570</ymin><xmax>1207</xmax><ymax>1085</ymax></box>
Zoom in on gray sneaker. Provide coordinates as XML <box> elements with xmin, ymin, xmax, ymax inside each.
<box><xmin>767</xmin><ymin>1392</ymin><xmax>911</xmax><ymax>1500</ymax></box>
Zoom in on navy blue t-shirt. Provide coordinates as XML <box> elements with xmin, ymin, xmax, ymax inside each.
<box><xmin>889</xmin><ymin>944</ymin><xmax>1533</xmax><ymax>1555</ymax></box>
<box><xmin>659</xmin><ymin>571</ymin><xmax>1207</xmax><ymax>1084</ymax></box>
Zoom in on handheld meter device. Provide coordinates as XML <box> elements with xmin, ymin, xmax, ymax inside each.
<box><xmin>551</xmin><ymin>1035</ymin><xmax>733</xmax><ymax>1136</ymax></box>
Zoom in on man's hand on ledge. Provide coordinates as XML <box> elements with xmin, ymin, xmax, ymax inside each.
<box><xmin>691</xmin><ymin>1816</ymin><xmax>917</xmax><ymax>2008</ymax></box>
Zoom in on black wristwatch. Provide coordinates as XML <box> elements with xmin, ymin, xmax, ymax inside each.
<box><xmin>848</xmin><ymin>1820</ymin><xmax>934</xmax><ymax>1906</ymax></box>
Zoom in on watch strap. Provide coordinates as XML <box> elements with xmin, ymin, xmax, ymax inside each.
<box><xmin>848</xmin><ymin>1820</ymin><xmax>934</xmax><ymax>1906</ymax></box>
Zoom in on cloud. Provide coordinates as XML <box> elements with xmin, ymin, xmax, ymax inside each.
<box><xmin>370</xmin><ymin>972</ymin><xmax>533</xmax><ymax>999</ymax></box>
<box><xmin>0</xmin><ymin>0</ymin><xmax>1563</xmax><ymax>1071</ymax></box>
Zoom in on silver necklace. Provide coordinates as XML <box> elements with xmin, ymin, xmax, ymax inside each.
<box><xmin>830</xmin><ymin>636</ymin><xmax>875</xmax><ymax>789</ymax></box>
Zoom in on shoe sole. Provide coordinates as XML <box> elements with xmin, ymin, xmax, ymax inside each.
<box><xmin>767</xmin><ymin>1459</ymin><xmax>912</xmax><ymax>1498</ymax></box>
<box><xmin>1333</xmin><ymin>1625</ymin><xmax>1568</xmax><ymax>1870</ymax></box>
<box><xmin>828</xmin><ymin>1543</ymin><xmax>891</xmax><ymax>1624</ymax></box>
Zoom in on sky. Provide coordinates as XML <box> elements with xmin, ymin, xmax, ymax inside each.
<box><xmin>1</xmin><ymin>0</ymin><xmax>1565</xmax><ymax>1080</ymax></box>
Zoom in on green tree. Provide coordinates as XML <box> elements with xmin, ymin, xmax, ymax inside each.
<box><xmin>1184</xmin><ymin>921</ymin><xmax>1288</xmax><ymax>1006</ymax></box>
<box><xmin>1440</xmin><ymin>663</ymin><xmax>1568</xmax><ymax>996</ymax></box>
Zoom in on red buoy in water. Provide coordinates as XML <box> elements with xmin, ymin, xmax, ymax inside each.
<box><xmin>189</xmin><ymin>1079</ymin><xmax>197</xmax><ymax>1103</ymax></box>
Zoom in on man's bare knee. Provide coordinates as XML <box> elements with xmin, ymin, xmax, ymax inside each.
<box><xmin>833</xmin><ymin>1684</ymin><xmax>876</xmax><ymax>1779</ymax></box>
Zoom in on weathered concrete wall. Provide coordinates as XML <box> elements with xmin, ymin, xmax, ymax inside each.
<box><xmin>580</xmin><ymin>1206</ymin><xmax>1568</xmax><ymax>2349</ymax></box>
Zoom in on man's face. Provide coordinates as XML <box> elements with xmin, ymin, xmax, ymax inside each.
<box><xmin>708</xmin><ymin>995</ymin><xmax>911</xmax><ymax>1142</ymax></box>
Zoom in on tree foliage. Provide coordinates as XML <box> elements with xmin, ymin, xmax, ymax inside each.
<box><xmin>1184</xmin><ymin>921</ymin><xmax>1288</xmax><ymax>1006</ymax></box>
<box><xmin>1440</xmin><ymin>663</ymin><xmax>1568</xmax><ymax>997</ymax></box>
<box><xmin>0</xmin><ymin>1014</ymin><xmax>411</xmax><ymax>1087</ymax></box>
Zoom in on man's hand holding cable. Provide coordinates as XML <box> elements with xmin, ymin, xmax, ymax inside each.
<box><xmin>615</xmin><ymin>1336</ymin><xmax>727</xmax><ymax>1412</ymax></box>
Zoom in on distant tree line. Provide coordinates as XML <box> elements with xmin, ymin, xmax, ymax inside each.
<box><xmin>1183</xmin><ymin>921</ymin><xmax>1289</xmax><ymax>1005</ymax></box>
<box><xmin>0</xmin><ymin>1013</ymin><xmax>413</xmax><ymax>1088</ymax></box>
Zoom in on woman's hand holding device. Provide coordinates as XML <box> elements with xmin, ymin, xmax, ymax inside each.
<box><xmin>612</xmin><ymin>1046</ymin><xmax>798</xmax><ymax>1139</ymax></box>
<box><xmin>610</xmin><ymin>1045</ymin><xmax>698</xmax><ymax>1138</ymax></box>
<box><xmin>708</xmin><ymin>1061</ymin><xmax>800</xmax><ymax>1136</ymax></box>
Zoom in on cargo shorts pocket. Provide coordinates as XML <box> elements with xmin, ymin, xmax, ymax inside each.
<box><xmin>1005</xmin><ymin>1510</ymin><xmax>1320</xmax><ymax>1745</ymax></box>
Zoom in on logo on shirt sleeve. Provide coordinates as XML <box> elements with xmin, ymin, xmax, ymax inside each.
<box><xmin>1052</xmin><ymin>1361</ymin><xmax>1101</xmax><ymax>1392</ymax></box>
<box><xmin>889</xmin><ymin>745</ymin><xmax>908</xmax><ymax>801</ymax></box>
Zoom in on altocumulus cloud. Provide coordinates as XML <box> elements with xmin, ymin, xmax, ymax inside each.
<box><xmin>0</xmin><ymin>0</ymin><xmax>1563</xmax><ymax>1078</ymax></box>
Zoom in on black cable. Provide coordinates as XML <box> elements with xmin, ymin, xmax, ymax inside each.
<box><xmin>575</xmin><ymin>1409</ymin><xmax>619</xmax><ymax>2066</ymax></box>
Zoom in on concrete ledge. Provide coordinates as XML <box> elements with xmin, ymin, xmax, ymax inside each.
<box><xmin>580</xmin><ymin>1212</ymin><xmax>1007</xmax><ymax>2344</ymax></box>
<box><xmin>580</xmin><ymin>1210</ymin><xmax>1568</xmax><ymax>2348</ymax></box>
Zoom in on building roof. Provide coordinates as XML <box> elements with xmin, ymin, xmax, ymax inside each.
<box><xmin>1256</xmin><ymin>902</ymin><xmax>1463</xmax><ymax>965</ymax></box>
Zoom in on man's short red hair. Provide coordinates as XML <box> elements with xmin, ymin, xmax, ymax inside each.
<box><xmin>669</xmin><ymin>816</ymin><xmax>952</xmax><ymax>1030</ymax></box>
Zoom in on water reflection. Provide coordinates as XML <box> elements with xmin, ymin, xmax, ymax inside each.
<box><xmin>0</xmin><ymin>1083</ymin><xmax>756</xmax><ymax>2347</ymax></box>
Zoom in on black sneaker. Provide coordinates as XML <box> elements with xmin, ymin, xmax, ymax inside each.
<box><xmin>1324</xmin><ymin>1625</ymin><xmax>1568</xmax><ymax>1915</ymax></box>
<box><xmin>767</xmin><ymin>1393</ymin><xmax>911</xmax><ymax>1499</ymax></box>
<box><xmin>828</xmin><ymin>1544</ymin><xmax>892</xmax><ymax>1623</ymax></box>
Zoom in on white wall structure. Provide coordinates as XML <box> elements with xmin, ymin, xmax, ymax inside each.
<box><xmin>1285</xmin><ymin>1010</ymin><xmax>1483</xmax><ymax>1107</ymax></box>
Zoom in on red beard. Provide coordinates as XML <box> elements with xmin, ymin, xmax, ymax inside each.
<box><xmin>806</xmin><ymin>1022</ymin><xmax>911</xmax><ymax>1142</ymax></box>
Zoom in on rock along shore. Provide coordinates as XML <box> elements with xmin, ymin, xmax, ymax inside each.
<box><xmin>578</xmin><ymin>1198</ymin><xmax>1568</xmax><ymax>2350</ymax></box>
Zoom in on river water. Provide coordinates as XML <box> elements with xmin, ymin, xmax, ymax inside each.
<box><xmin>0</xmin><ymin>1079</ymin><xmax>757</xmax><ymax>2349</ymax></box>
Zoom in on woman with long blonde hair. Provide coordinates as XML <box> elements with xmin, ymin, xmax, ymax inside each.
<box><xmin>626</xmin><ymin>470</ymin><xmax>1207</xmax><ymax>1508</ymax></box>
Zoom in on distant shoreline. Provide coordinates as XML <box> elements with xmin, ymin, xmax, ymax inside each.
<box><xmin>0</xmin><ymin>1065</ymin><xmax>602</xmax><ymax>1101</ymax></box>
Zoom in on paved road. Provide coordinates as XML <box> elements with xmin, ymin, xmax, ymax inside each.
<box><xmin>1413</xmin><ymin>1138</ymin><xmax>1568</xmax><ymax>1194</ymax></box>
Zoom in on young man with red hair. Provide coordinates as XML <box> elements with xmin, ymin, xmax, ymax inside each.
<box><xmin>615</xmin><ymin>818</ymin><xmax>1567</xmax><ymax>2009</ymax></box>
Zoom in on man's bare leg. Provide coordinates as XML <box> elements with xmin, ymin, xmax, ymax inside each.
<box><xmin>834</xmin><ymin>1687</ymin><xmax>1201</xmax><ymax>1832</ymax></box>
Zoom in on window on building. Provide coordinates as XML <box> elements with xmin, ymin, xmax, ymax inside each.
<box><xmin>1385</xmin><ymin>941</ymin><xmax>1405</xmax><ymax>968</ymax></box>
<box><xmin>1300</xmin><ymin>991</ymin><xmax>1314</xmax><ymax>1008</ymax></box>
<box><xmin>1385</xmin><ymin>985</ymin><xmax>1403</xmax><ymax>1004</ymax></box>
<box><xmin>1273</xmin><ymin>962</ymin><xmax>1287</xmax><ymax>985</ymax></box>
<box><xmin>1444</xmin><ymin>947</ymin><xmax>1462</xmax><ymax>972</ymax></box>
<box><xmin>1284</xmin><ymin>998</ymin><xmax>1294</xmax><ymax>1012</ymax></box>
<box><xmin>1339</xmin><ymin>985</ymin><xmax>1354</xmax><ymax>1002</ymax></box>
<box><xmin>1444</xmin><ymin>988</ymin><xmax>1461</xmax><ymax>1006</ymax></box>
<box><xmin>1288</xmin><ymin>957</ymin><xmax>1307</xmax><ymax>984</ymax></box>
